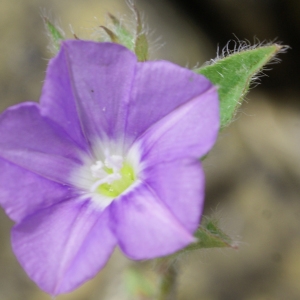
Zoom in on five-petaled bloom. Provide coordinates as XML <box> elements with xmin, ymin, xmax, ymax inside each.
<box><xmin>0</xmin><ymin>41</ymin><xmax>219</xmax><ymax>295</ymax></box>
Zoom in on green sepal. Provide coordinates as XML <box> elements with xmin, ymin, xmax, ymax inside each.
<box><xmin>132</xmin><ymin>4</ymin><xmax>149</xmax><ymax>61</ymax></box>
<box><xmin>185</xmin><ymin>217</ymin><xmax>237</xmax><ymax>251</ymax></box>
<box><xmin>100</xmin><ymin>26</ymin><xmax>120</xmax><ymax>44</ymax></box>
<box><xmin>135</xmin><ymin>31</ymin><xmax>149</xmax><ymax>62</ymax></box>
<box><xmin>43</xmin><ymin>17</ymin><xmax>65</xmax><ymax>53</ymax></box>
<box><xmin>195</xmin><ymin>44</ymin><xmax>283</xmax><ymax>128</ymax></box>
<box><xmin>107</xmin><ymin>13</ymin><xmax>135</xmax><ymax>51</ymax></box>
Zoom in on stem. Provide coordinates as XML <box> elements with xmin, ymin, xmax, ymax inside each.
<box><xmin>155</xmin><ymin>260</ymin><xmax>178</xmax><ymax>300</ymax></box>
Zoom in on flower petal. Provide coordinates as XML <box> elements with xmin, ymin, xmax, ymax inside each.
<box><xmin>142</xmin><ymin>158</ymin><xmax>205</xmax><ymax>233</ymax></box>
<box><xmin>124</xmin><ymin>60</ymin><xmax>215</xmax><ymax>142</ymax></box>
<box><xmin>0</xmin><ymin>157</ymin><xmax>73</xmax><ymax>222</ymax></box>
<box><xmin>111</xmin><ymin>184</ymin><xmax>195</xmax><ymax>259</ymax></box>
<box><xmin>40</xmin><ymin>41</ymin><xmax>218</xmax><ymax>152</ymax></box>
<box><xmin>0</xmin><ymin>102</ymin><xmax>84</xmax><ymax>185</ymax></box>
<box><xmin>132</xmin><ymin>86</ymin><xmax>219</xmax><ymax>164</ymax></box>
<box><xmin>12</xmin><ymin>199</ymin><xmax>116</xmax><ymax>296</ymax></box>
<box><xmin>42</xmin><ymin>41</ymin><xmax>137</xmax><ymax>146</ymax></box>
<box><xmin>40</xmin><ymin>44</ymin><xmax>89</xmax><ymax>151</ymax></box>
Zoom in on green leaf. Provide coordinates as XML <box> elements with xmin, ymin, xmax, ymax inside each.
<box><xmin>43</xmin><ymin>17</ymin><xmax>65</xmax><ymax>53</ymax></box>
<box><xmin>195</xmin><ymin>44</ymin><xmax>283</xmax><ymax>128</ymax></box>
<box><xmin>184</xmin><ymin>217</ymin><xmax>237</xmax><ymax>251</ymax></box>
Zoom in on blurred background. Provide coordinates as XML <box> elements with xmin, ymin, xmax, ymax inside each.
<box><xmin>1</xmin><ymin>0</ymin><xmax>300</xmax><ymax>299</ymax></box>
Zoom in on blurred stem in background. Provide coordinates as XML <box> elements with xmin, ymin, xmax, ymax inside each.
<box><xmin>155</xmin><ymin>259</ymin><xmax>177</xmax><ymax>300</ymax></box>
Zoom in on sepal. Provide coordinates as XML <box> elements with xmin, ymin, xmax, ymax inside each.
<box><xmin>42</xmin><ymin>16</ymin><xmax>65</xmax><ymax>54</ymax></box>
<box><xmin>185</xmin><ymin>216</ymin><xmax>238</xmax><ymax>251</ymax></box>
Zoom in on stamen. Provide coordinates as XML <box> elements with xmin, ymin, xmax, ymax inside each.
<box><xmin>90</xmin><ymin>155</ymin><xmax>125</xmax><ymax>192</ymax></box>
<box><xmin>89</xmin><ymin>153</ymin><xmax>135</xmax><ymax>197</ymax></box>
<box><xmin>90</xmin><ymin>161</ymin><xmax>106</xmax><ymax>178</ymax></box>
<box><xmin>104</xmin><ymin>155</ymin><xmax>123</xmax><ymax>172</ymax></box>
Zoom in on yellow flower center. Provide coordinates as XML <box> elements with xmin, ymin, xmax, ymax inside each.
<box><xmin>90</xmin><ymin>155</ymin><xmax>135</xmax><ymax>198</ymax></box>
<box><xmin>97</xmin><ymin>162</ymin><xmax>135</xmax><ymax>197</ymax></box>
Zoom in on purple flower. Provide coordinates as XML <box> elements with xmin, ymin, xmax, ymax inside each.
<box><xmin>0</xmin><ymin>41</ymin><xmax>219</xmax><ymax>295</ymax></box>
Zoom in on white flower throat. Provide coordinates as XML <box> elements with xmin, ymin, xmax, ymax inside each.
<box><xmin>90</xmin><ymin>154</ymin><xmax>135</xmax><ymax>198</ymax></box>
